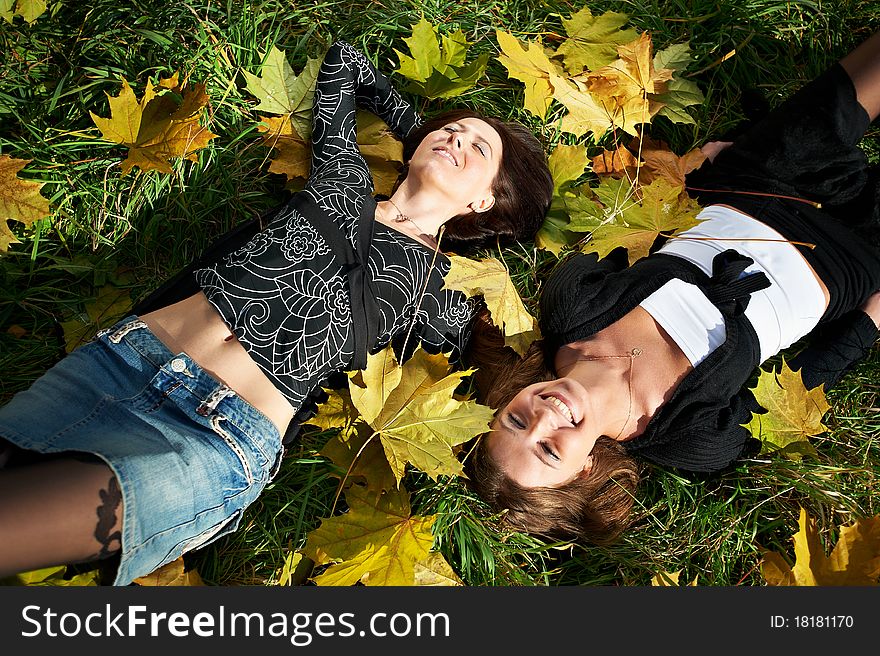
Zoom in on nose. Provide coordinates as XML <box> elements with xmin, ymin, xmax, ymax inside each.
<box><xmin>523</xmin><ymin>400</ymin><xmax>568</xmax><ymax>436</ymax></box>
<box><xmin>447</xmin><ymin>131</ymin><xmax>463</xmax><ymax>151</ymax></box>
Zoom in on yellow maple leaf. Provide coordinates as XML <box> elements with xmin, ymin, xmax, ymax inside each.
<box><xmin>301</xmin><ymin>484</ymin><xmax>436</xmax><ymax>586</ymax></box>
<box><xmin>5</xmin><ymin>564</ymin><xmax>99</xmax><ymax>586</ymax></box>
<box><xmin>651</xmin><ymin>569</ymin><xmax>698</xmax><ymax>586</ymax></box>
<box><xmin>133</xmin><ymin>556</ymin><xmax>204</xmax><ymax>586</ymax></box>
<box><xmin>556</xmin><ymin>8</ymin><xmax>639</xmax><ymax>73</ymax></box>
<box><xmin>256</xmin><ymin>114</ymin><xmax>311</xmax><ymax>183</ymax></box>
<box><xmin>762</xmin><ymin>507</ymin><xmax>880</xmax><ymax>586</ymax></box>
<box><xmin>744</xmin><ymin>359</ymin><xmax>830</xmax><ymax>458</ymax></box>
<box><xmin>319</xmin><ymin>418</ymin><xmax>399</xmax><ymax>495</ymax></box>
<box><xmin>0</xmin><ymin>155</ymin><xmax>52</xmax><ymax>253</ymax></box>
<box><xmin>413</xmin><ymin>552</ymin><xmax>464</xmax><ymax>586</ymax></box>
<box><xmin>59</xmin><ymin>284</ymin><xmax>133</xmax><ymax>353</ymax></box>
<box><xmin>345</xmin><ymin>345</ymin><xmax>494</xmax><ymax>486</ymax></box>
<box><xmin>356</xmin><ymin>111</ymin><xmax>404</xmax><ymax>197</ymax></box>
<box><xmin>495</xmin><ymin>30</ymin><xmax>559</xmax><ymax>120</ymax></box>
<box><xmin>629</xmin><ymin>135</ymin><xmax>707</xmax><ymax>190</ymax></box>
<box><xmin>550</xmin><ymin>69</ymin><xmax>616</xmax><ymax>138</ymax></box>
<box><xmin>443</xmin><ymin>255</ymin><xmax>540</xmax><ymax>356</ymax></box>
<box><xmin>591</xmin><ymin>144</ymin><xmax>642</xmax><ymax>178</ymax></box>
<box><xmin>1</xmin><ymin>0</ymin><xmax>46</xmax><ymax>24</ymax></box>
<box><xmin>90</xmin><ymin>73</ymin><xmax>217</xmax><ymax>175</ymax></box>
<box><xmin>570</xmin><ymin>177</ymin><xmax>702</xmax><ymax>265</ymax></box>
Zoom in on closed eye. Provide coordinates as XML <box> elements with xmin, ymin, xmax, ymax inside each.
<box><xmin>474</xmin><ymin>143</ymin><xmax>486</xmax><ymax>157</ymax></box>
<box><xmin>540</xmin><ymin>442</ymin><xmax>560</xmax><ymax>461</ymax></box>
<box><xmin>507</xmin><ymin>413</ymin><xmax>526</xmax><ymax>430</ymax></box>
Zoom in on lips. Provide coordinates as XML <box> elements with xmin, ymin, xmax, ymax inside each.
<box><xmin>432</xmin><ymin>146</ymin><xmax>458</xmax><ymax>166</ymax></box>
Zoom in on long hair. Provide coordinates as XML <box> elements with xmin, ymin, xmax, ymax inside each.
<box><xmin>463</xmin><ymin>310</ymin><xmax>641</xmax><ymax>545</ymax></box>
<box><xmin>401</xmin><ymin>109</ymin><xmax>553</xmax><ymax>252</ymax></box>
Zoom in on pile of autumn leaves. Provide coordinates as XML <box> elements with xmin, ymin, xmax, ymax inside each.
<box><xmin>3</xmin><ymin>7</ymin><xmax>879</xmax><ymax>587</ymax></box>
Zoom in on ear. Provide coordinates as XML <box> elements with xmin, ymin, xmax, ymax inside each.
<box><xmin>580</xmin><ymin>455</ymin><xmax>594</xmax><ymax>477</ymax></box>
<box><xmin>469</xmin><ymin>194</ymin><xmax>495</xmax><ymax>214</ymax></box>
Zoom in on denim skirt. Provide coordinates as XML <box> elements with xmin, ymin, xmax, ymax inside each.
<box><xmin>0</xmin><ymin>316</ymin><xmax>283</xmax><ymax>585</ymax></box>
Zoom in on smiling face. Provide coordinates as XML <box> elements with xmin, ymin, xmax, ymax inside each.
<box><xmin>484</xmin><ymin>378</ymin><xmax>605</xmax><ymax>488</ymax></box>
<box><xmin>406</xmin><ymin>117</ymin><xmax>503</xmax><ymax>214</ymax></box>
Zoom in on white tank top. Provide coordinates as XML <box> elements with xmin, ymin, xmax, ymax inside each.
<box><xmin>639</xmin><ymin>205</ymin><xmax>827</xmax><ymax>365</ymax></box>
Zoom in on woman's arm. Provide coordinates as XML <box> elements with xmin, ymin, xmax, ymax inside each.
<box><xmin>840</xmin><ymin>30</ymin><xmax>880</xmax><ymax>123</ymax></box>
<box><xmin>788</xmin><ymin>293</ymin><xmax>880</xmax><ymax>391</ymax></box>
<box><xmin>309</xmin><ymin>42</ymin><xmax>420</xmax><ymax>182</ymax></box>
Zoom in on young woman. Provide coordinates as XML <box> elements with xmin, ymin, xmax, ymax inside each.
<box><xmin>0</xmin><ymin>41</ymin><xmax>553</xmax><ymax>584</ymax></box>
<box><xmin>466</xmin><ymin>32</ymin><xmax>880</xmax><ymax>546</ymax></box>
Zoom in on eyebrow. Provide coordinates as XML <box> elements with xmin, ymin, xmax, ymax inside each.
<box><xmin>503</xmin><ymin>414</ymin><xmax>556</xmax><ymax>469</ymax></box>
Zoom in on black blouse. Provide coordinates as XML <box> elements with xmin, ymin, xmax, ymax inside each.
<box><xmin>192</xmin><ymin>42</ymin><xmax>476</xmax><ymax>413</ymax></box>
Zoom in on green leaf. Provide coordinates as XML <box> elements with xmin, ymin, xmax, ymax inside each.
<box><xmin>556</xmin><ymin>8</ymin><xmax>638</xmax><ymax>73</ymax></box>
<box><xmin>394</xmin><ymin>18</ymin><xmax>488</xmax><ymax>99</ymax></box>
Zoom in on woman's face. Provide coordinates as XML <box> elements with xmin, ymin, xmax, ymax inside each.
<box><xmin>484</xmin><ymin>378</ymin><xmax>603</xmax><ymax>488</ymax></box>
<box><xmin>407</xmin><ymin>118</ymin><xmax>502</xmax><ymax>213</ymax></box>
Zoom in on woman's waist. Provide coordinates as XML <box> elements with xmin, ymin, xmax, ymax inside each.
<box><xmin>138</xmin><ymin>292</ymin><xmax>295</xmax><ymax>434</ymax></box>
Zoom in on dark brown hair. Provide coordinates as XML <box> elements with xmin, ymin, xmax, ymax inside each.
<box><xmin>401</xmin><ymin>109</ymin><xmax>553</xmax><ymax>251</ymax></box>
<box><xmin>463</xmin><ymin>311</ymin><xmax>641</xmax><ymax>545</ymax></box>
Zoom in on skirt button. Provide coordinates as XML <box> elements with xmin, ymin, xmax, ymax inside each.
<box><xmin>170</xmin><ymin>358</ymin><xmax>187</xmax><ymax>373</ymax></box>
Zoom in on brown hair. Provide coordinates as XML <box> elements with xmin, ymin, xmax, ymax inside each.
<box><xmin>463</xmin><ymin>311</ymin><xmax>641</xmax><ymax>545</ymax></box>
<box><xmin>401</xmin><ymin>109</ymin><xmax>553</xmax><ymax>252</ymax></box>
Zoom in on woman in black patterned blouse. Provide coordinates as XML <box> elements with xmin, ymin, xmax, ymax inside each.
<box><xmin>0</xmin><ymin>41</ymin><xmax>553</xmax><ymax>585</ymax></box>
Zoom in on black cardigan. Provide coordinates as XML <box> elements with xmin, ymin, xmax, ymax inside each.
<box><xmin>540</xmin><ymin>247</ymin><xmax>878</xmax><ymax>473</ymax></box>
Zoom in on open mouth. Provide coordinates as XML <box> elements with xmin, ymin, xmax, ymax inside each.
<box><xmin>544</xmin><ymin>394</ymin><xmax>574</xmax><ymax>423</ymax></box>
<box><xmin>433</xmin><ymin>147</ymin><xmax>458</xmax><ymax>166</ymax></box>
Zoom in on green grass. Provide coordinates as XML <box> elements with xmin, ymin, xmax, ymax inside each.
<box><xmin>1</xmin><ymin>0</ymin><xmax>878</xmax><ymax>587</ymax></box>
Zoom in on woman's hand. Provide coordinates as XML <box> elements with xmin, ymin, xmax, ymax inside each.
<box><xmin>700</xmin><ymin>141</ymin><xmax>734</xmax><ymax>163</ymax></box>
<box><xmin>861</xmin><ymin>290</ymin><xmax>880</xmax><ymax>329</ymax></box>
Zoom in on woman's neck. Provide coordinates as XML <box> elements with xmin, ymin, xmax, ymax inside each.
<box><xmin>554</xmin><ymin>307</ymin><xmax>694</xmax><ymax>440</ymax></box>
<box><xmin>381</xmin><ymin>179</ymin><xmax>460</xmax><ymax>237</ymax></box>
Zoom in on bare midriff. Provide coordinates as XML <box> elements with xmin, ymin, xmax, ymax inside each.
<box><xmin>140</xmin><ymin>292</ymin><xmax>295</xmax><ymax>437</ymax></box>
<box><xmin>713</xmin><ymin>203</ymin><xmax>831</xmax><ymax>312</ymax></box>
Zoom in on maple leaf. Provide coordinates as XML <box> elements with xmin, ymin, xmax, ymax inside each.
<box><xmin>591</xmin><ymin>144</ymin><xmax>642</xmax><ymax>178</ymax></box>
<box><xmin>536</xmin><ymin>144</ymin><xmax>595</xmax><ymax>255</ymax></box>
<box><xmin>275</xmin><ymin>550</ymin><xmax>307</xmax><ymax>586</ymax></box>
<box><xmin>320</xmin><ymin>418</ymin><xmax>399</xmax><ymax>495</ymax></box>
<box><xmin>570</xmin><ymin>177</ymin><xmax>702</xmax><ymax>265</ymax></box>
<box><xmin>395</xmin><ymin>17</ymin><xmax>489</xmax><ymax>99</ymax></box>
<box><xmin>1</xmin><ymin>0</ymin><xmax>46</xmax><ymax>23</ymax></box>
<box><xmin>581</xmin><ymin>32</ymin><xmax>673</xmax><ymax>135</ymax></box>
<box><xmin>652</xmin><ymin>42</ymin><xmax>705</xmax><ymax>125</ymax></box>
<box><xmin>356</xmin><ymin>111</ymin><xmax>404</xmax><ymax>197</ymax></box>
<box><xmin>256</xmin><ymin>114</ymin><xmax>311</xmax><ymax>183</ymax></box>
<box><xmin>413</xmin><ymin>552</ymin><xmax>464</xmax><ymax>586</ymax></box>
<box><xmin>443</xmin><ymin>255</ymin><xmax>540</xmax><ymax>355</ymax></box>
<box><xmin>242</xmin><ymin>46</ymin><xmax>321</xmax><ymax>139</ymax></box>
<box><xmin>59</xmin><ymin>283</ymin><xmax>132</xmax><ymax>352</ymax></box>
<box><xmin>550</xmin><ymin>69</ymin><xmax>617</xmax><ymax>138</ymax></box>
<box><xmin>629</xmin><ymin>135</ymin><xmax>707</xmax><ymax>189</ymax></box>
<box><xmin>301</xmin><ymin>484</ymin><xmax>436</xmax><ymax>586</ymax></box>
<box><xmin>346</xmin><ymin>345</ymin><xmax>494</xmax><ymax>486</ymax></box>
<box><xmin>762</xmin><ymin>507</ymin><xmax>880</xmax><ymax>586</ymax></box>
<box><xmin>133</xmin><ymin>556</ymin><xmax>203</xmax><ymax>586</ymax></box>
<box><xmin>651</xmin><ymin>570</ymin><xmax>698</xmax><ymax>586</ymax></box>
<box><xmin>90</xmin><ymin>73</ymin><xmax>217</xmax><ymax>175</ymax></box>
<box><xmin>556</xmin><ymin>8</ymin><xmax>639</xmax><ymax>73</ymax></box>
<box><xmin>744</xmin><ymin>359</ymin><xmax>830</xmax><ymax>459</ymax></box>
<box><xmin>0</xmin><ymin>155</ymin><xmax>52</xmax><ymax>253</ymax></box>
<box><xmin>4</xmin><ymin>565</ymin><xmax>99</xmax><ymax>587</ymax></box>
<box><xmin>495</xmin><ymin>30</ymin><xmax>560</xmax><ymax>120</ymax></box>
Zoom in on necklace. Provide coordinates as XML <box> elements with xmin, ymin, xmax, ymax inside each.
<box><xmin>558</xmin><ymin>347</ymin><xmax>642</xmax><ymax>441</ymax></box>
<box><xmin>384</xmin><ymin>198</ymin><xmax>437</xmax><ymax>246</ymax></box>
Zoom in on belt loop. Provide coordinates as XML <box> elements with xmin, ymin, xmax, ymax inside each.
<box><xmin>108</xmin><ymin>319</ymin><xmax>149</xmax><ymax>343</ymax></box>
<box><xmin>197</xmin><ymin>385</ymin><xmax>237</xmax><ymax>416</ymax></box>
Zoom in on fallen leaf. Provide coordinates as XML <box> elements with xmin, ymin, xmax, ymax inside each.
<box><xmin>90</xmin><ymin>73</ymin><xmax>217</xmax><ymax>175</ymax></box>
<box><xmin>302</xmin><ymin>484</ymin><xmax>436</xmax><ymax>586</ymax></box>
<box><xmin>320</xmin><ymin>419</ymin><xmax>399</xmax><ymax>494</ymax></box>
<box><xmin>356</xmin><ymin>111</ymin><xmax>404</xmax><ymax>196</ymax></box>
<box><xmin>629</xmin><ymin>135</ymin><xmax>707</xmax><ymax>189</ymax></box>
<box><xmin>762</xmin><ymin>507</ymin><xmax>880</xmax><ymax>586</ymax></box>
<box><xmin>346</xmin><ymin>345</ymin><xmax>494</xmax><ymax>486</ymax></box>
<box><xmin>256</xmin><ymin>114</ymin><xmax>311</xmax><ymax>183</ymax></box>
<box><xmin>242</xmin><ymin>46</ymin><xmax>321</xmax><ymax>139</ymax></box>
<box><xmin>556</xmin><ymin>8</ymin><xmax>638</xmax><ymax>73</ymax></box>
<box><xmin>547</xmin><ymin>143</ymin><xmax>591</xmax><ymax>194</ymax></box>
<box><xmin>413</xmin><ymin>552</ymin><xmax>464</xmax><ymax>586</ymax></box>
<box><xmin>276</xmin><ymin>550</ymin><xmax>307</xmax><ymax>586</ymax></box>
<box><xmin>0</xmin><ymin>155</ymin><xmax>52</xmax><ymax>253</ymax></box>
<box><xmin>59</xmin><ymin>284</ymin><xmax>132</xmax><ymax>352</ymax></box>
<box><xmin>652</xmin><ymin>42</ymin><xmax>705</xmax><ymax>125</ymax></box>
<box><xmin>1</xmin><ymin>0</ymin><xmax>46</xmax><ymax>23</ymax></box>
<box><xmin>570</xmin><ymin>177</ymin><xmax>702</xmax><ymax>265</ymax></box>
<box><xmin>651</xmin><ymin>570</ymin><xmax>698</xmax><ymax>586</ymax></box>
<box><xmin>5</xmin><ymin>565</ymin><xmax>100</xmax><ymax>586</ymax></box>
<box><xmin>591</xmin><ymin>144</ymin><xmax>642</xmax><ymax>178</ymax></box>
<box><xmin>133</xmin><ymin>556</ymin><xmax>203</xmax><ymax>586</ymax></box>
<box><xmin>443</xmin><ymin>255</ymin><xmax>540</xmax><ymax>355</ymax></box>
<box><xmin>495</xmin><ymin>30</ymin><xmax>559</xmax><ymax>120</ymax></box>
<box><xmin>745</xmin><ymin>359</ymin><xmax>830</xmax><ymax>458</ymax></box>
<box><xmin>395</xmin><ymin>17</ymin><xmax>488</xmax><ymax>99</ymax></box>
